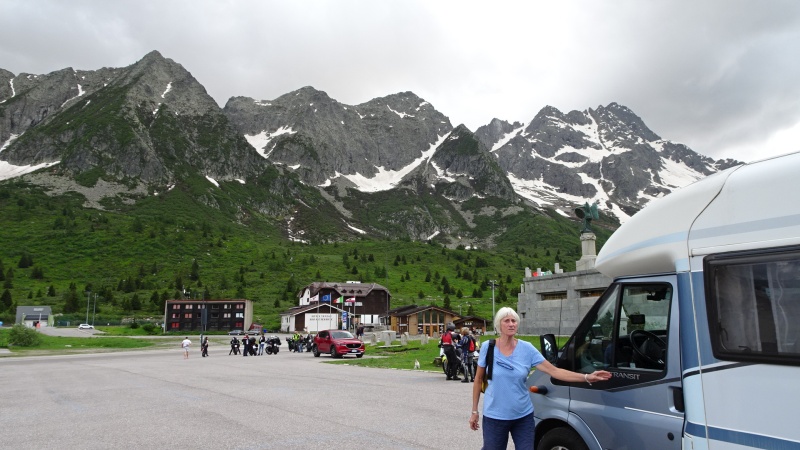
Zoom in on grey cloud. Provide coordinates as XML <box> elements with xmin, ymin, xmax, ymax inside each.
<box><xmin>2</xmin><ymin>0</ymin><xmax>799</xmax><ymax>162</ymax></box>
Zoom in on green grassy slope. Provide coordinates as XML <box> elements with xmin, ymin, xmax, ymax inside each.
<box><xmin>0</xmin><ymin>178</ymin><xmax>613</xmax><ymax>331</ymax></box>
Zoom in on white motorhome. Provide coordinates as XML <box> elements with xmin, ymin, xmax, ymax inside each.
<box><xmin>528</xmin><ymin>151</ymin><xmax>800</xmax><ymax>450</ymax></box>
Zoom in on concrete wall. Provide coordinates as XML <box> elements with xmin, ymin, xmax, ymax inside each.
<box><xmin>517</xmin><ymin>269</ymin><xmax>612</xmax><ymax>336</ymax></box>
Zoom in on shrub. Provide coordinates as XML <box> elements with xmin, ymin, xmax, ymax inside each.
<box><xmin>9</xmin><ymin>324</ymin><xmax>42</xmax><ymax>347</ymax></box>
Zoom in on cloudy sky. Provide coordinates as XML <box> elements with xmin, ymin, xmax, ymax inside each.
<box><xmin>2</xmin><ymin>0</ymin><xmax>799</xmax><ymax>162</ymax></box>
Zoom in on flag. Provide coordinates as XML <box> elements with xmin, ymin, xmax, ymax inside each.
<box><xmin>321</xmin><ymin>294</ymin><xmax>331</xmax><ymax>302</ymax></box>
<box><xmin>310</xmin><ymin>294</ymin><xmax>319</xmax><ymax>303</ymax></box>
<box><xmin>345</xmin><ymin>297</ymin><xmax>356</xmax><ymax>303</ymax></box>
<box><xmin>335</xmin><ymin>296</ymin><xmax>343</xmax><ymax>304</ymax></box>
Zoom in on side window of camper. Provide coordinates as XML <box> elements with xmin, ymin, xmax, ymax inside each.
<box><xmin>570</xmin><ymin>283</ymin><xmax>672</xmax><ymax>374</ymax></box>
<box><xmin>706</xmin><ymin>247</ymin><xmax>800</xmax><ymax>364</ymax></box>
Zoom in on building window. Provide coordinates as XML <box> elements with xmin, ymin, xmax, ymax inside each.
<box><xmin>170</xmin><ymin>323</ymin><xmax>180</xmax><ymax>329</ymax></box>
<box><xmin>579</xmin><ymin>289</ymin><xmax>607</xmax><ymax>298</ymax></box>
<box><xmin>224</xmin><ymin>304</ymin><xmax>231</xmax><ymax>309</ymax></box>
<box><xmin>540</xmin><ymin>292</ymin><xmax>567</xmax><ymax>301</ymax></box>
<box><xmin>211</xmin><ymin>313</ymin><xmax>219</xmax><ymax>319</ymax></box>
<box><xmin>171</xmin><ymin>313</ymin><xmax>179</xmax><ymax>319</ymax></box>
<box><xmin>236</xmin><ymin>303</ymin><xmax>244</xmax><ymax>309</ymax></box>
<box><xmin>184</xmin><ymin>313</ymin><xmax>192</xmax><ymax>319</ymax></box>
<box><xmin>223</xmin><ymin>313</ymin><xmax>231</xmax><ymax>318</ymax></box>
<box><xmin>185</xmin><ymin>304</ymin><xmax>193</xmax><ymax>309</ymax></box>
<box><xmin>235</xmin><ymin>312</ymin><xmax>244</xmax><ymax>318</ymax></box>
<box><xmin>172</xmin><ymin>304</ymin><xmax>180</xmax><ymax>310</ymax></box>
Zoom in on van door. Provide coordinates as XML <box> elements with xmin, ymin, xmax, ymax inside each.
<box><xmin>557</xmin><ymin>276</ymin><xmax>684</xmax><ymax>449</ymax></box>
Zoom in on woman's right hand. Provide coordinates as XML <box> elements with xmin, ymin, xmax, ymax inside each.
<box><xmin>469</xmin><ymin>412</ymin><xmax>480</xmax><ymax>431</ymax></box>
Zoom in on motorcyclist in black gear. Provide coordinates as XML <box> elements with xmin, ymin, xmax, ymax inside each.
<box><xmin>229</xmin><ymin>336</ymin><xmax>240</xmax><ymax>355</ymax></box>
<box><xmin>442</xmin><ymin>322</ymin><xmax>461</xmax><ymax>381</ymax></box>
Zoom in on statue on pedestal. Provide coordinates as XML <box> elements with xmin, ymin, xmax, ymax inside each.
<box><xmin>574</xmin><ymin>201</ymin><xmax>599</xmax><ymax>233</ymax></box>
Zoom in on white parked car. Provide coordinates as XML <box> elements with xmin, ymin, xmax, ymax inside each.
<box><xmin>78</xmin><ymin>324</ymin><xmax>94</xmax><ymax>330</ymax></box>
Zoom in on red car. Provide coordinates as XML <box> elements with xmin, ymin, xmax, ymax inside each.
<box><xmin>313</xmin><ymin>329</ymin><xmax>365</xmax><ymax>358</ymax></box>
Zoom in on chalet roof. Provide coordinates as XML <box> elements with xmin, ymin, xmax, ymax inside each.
<box><xmin>301</xmin><ymin>281</ymin><xmax>390</xmax><ymax>299</ymax></box>
<box><xmin>280</xmin><ymin>303</ymin><xmax>347</xmax><ymax>317</ymax></box>
<box><xmin>387</xmin><ymin>304</ymin><xmax>460</xmax><ymax>318</ymax></box>
<box><xmin>455</xmin><ymin>315</ymin><xmax>489</xmax><ymax>324</ymax></box>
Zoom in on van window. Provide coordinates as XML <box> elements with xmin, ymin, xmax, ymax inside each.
<box><xmin>706</xmin><ymin>247</ymin><xmax>800</xmax><ymax>365</ymax></box>
<box><xmin>568</xmin><ymin>282</ymin><xmax>672</xmax><ymax>375</ymax></box>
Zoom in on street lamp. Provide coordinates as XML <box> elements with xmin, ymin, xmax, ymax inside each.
<box><xmin>489</xmin><ymin>280</ymin><xmax>497</xmax><ymax>334</ymax></box>
<box><xmin>85</xmin><ymin>291</ymin><xmax>91</xmax><ymax>324</ymax></box>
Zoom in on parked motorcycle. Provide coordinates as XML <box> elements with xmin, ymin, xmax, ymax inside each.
<box><xmin>265</xmin><ymin>336</ymin><xmax>281</xmax><ymax>355</ymax></box>
<box><xmin>441</xmin><ymin>346</ymin><xmax>479</xmax><ymax>379</ymax></box>
<box><xmin>304</xmin><ymin>335</ymin><xmax>315</xmax><ymax>352</ymax></box>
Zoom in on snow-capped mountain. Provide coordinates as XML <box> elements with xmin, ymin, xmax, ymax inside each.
<box><xmin>475</xmin><ymin>104</ymin><xmax>740</xmax><ymax>222</ymax></box>
<box><xmin>0</xmin><ymin>51</ymin><xmax>741</xmax><ymax>248</ymax></box>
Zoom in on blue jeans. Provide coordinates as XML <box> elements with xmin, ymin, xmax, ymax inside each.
<box><xmin>482</xmin><ymin>412</ymin><xmax>535</xmax><ymax>450</ymax></box>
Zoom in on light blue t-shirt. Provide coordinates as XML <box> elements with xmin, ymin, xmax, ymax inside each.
<box><xmin>478</xmin><ymin>339</ymin><xmax>545</xmax><ymax>420</ymax></box>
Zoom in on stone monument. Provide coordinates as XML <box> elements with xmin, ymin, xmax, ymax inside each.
<box><xmin>575</xmin><ymin>201</ymin><xmax>600</xmax><ymax>271</ymax></box>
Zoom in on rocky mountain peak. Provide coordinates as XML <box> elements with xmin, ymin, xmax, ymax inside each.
<box><xmin>1</xmin><ymin>51</ymin><xmax>743</xmax><ymax>249</ymax></box>
<box><xmin>117</xmin><ymin>50</ymin><xmax>218</xmax><ymax>116</ymax></box>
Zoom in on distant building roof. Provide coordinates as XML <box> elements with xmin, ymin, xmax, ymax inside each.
<box><xmin>301</xmin><ymin>281</ymin><xmax>390</xmax><ymax>299</ymax></box>
<box><xmin>280</xmin><ymin>303</ymin><xmax>347</xmax><ymax>317</ymax></box>
<box><xmin>16</xmin><ymin>306</ymin><xmax>53</xmax><ymax>323</ymax></box>
<box><xmin>387</xmin><ymin>304</ymin><xmax>459</xmax><ymax>317</ymax></box>
<box><xmin>166</xmin><ymin>299</ymin><xmax>249</xmax><ymax>303</ymax></box>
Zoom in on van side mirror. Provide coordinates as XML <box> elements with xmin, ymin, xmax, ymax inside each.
<box><xmin>541</xmin><ymin>334</ymin><xmax>558</xmax><ymax>364</ymax></box>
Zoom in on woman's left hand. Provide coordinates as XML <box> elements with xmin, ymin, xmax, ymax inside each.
<box><xmin>587</xmin><ymin>370</ymin><xmax>612</xmax><ymax>382</ymax></box>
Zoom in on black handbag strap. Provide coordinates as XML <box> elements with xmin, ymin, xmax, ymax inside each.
<box><xmin>486</xmin><ymin>339</ymin><xmax>496</xmax><ymax>380</ymax></box>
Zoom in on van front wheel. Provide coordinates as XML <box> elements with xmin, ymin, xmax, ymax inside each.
<box><xmin>538</xmin><ymin>427</ymin><xmax>588</xmax><ymax>450</ymax></box>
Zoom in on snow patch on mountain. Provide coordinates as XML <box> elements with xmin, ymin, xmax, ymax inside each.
<box><xmin>0</xmin><ymin>157</ymin><xmax>60</xmax><ymax>181</ymax></box>
<box><xmin>60</xmin><ymin>84</ymin><xmax>86</xmax><ymax>108</ymax></box>
<box><xmin>657</xmin><ymin>155</ymin><xmax>707</xmax><ymax>189</ymax></box>
<box><xmin>491</xmin><ymin>124</ymin><xmax>526</xmax><ymax>152</ymax></box>
<box><xmin>337</xmin><ymin>133</ymin><xmax>451</xmax><ymax>192</ymax></box>
<box><xmin>245</xmin><ymin>126</ymin><xmax>297</xmax><ymax>158</ymax></box>
<box><xmin>161</xmin><ymin>82</ymin><xmax>172</xmax><ymax>98</ymax></box>
<box><xmin>387</xmin><ymin>105</ymin><xmax>414</xmax><ymax>119</ymax></box>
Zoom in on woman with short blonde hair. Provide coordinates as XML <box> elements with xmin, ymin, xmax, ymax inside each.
<box><xmin>470</xmin><ymin>307</ymin><xmax>612</xmax><ymax>449</ymax></box>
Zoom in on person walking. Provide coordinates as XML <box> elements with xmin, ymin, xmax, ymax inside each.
<box><xmin>469</xmin><ymin>307</ymin><xmax>611</xmax><ymax>449</ymax></box>
<box><xmin>242</xmin><ymin>334</ymin><xmax>250</xmax><ymax>357</ymax></box>
<box><xmin>459</xmin><ymin>327</ymin><xmax>476</xmax><ymax>383</ymax></box>
<box><xmin>258</xmin><ymin>334</ymin><xmax>266</xmax><ymax>355</ymax></box>
<box><xmin>181</xmin><ymin>336</ymin><xmax>191</xmax><ymax>360</ymax></box>
<box><xmin>201</xmin><ymin>336</ymin><xmax>209</xmax><ymax>357</ymax></box>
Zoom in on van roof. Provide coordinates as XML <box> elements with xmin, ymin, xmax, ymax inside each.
<box><xmin>596</xmin><ymin>151</ymin><xmax>800</xmax><ymax>279</ymax></box>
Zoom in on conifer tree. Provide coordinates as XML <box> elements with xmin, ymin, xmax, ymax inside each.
<box><xmin>131</xmin><ymin>294</ymin><xmax>142</xmax><ymax>310</ymax></box>
<box><xmin>0</xmin><ymin>289</ymin><xmax>11</xmax><ymax>311</ymax></box>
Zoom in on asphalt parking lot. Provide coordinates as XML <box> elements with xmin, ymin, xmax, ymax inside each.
<box><xmin>0</xmin><ymin>338</ymin><xmax>486</xmax><ymax>449</ymax></box>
